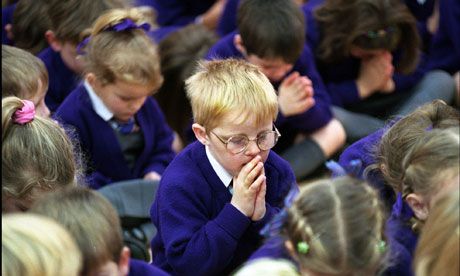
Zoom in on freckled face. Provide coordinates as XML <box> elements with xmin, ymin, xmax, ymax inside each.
<box><xmin>206</xmin><ymin>111</ymin><xmax>273</xmax><ymax>177</ymax></box>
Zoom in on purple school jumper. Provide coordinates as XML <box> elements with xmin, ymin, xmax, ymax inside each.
<box><xmin>302</xmin><ymin>0</ymin><xmax>427</xmax><ymax>108</ymax></box>
<box><xmin>149</xmin><ymin>0</ymin><xmax>216</xmax><ymax>27</ymax></box>
<box><xmin>205</xmin><ymin>31</ymin><xmax>333</xmax><ymax>137</ymax></box>
<box><xmin>1</xmin><ymin>4</ymin><xmax>15</xmax><ymax>45</ymax></box>
<box><xmin>54</xmin><ymin>84</ymin><xmax>175</xmax><ymax>189</ymax></box>
<box><xmin>150</xmin><ymin>141</ymin><xmax>295</xmax><ymax>275</ymax></box>
<box><xmin>216</xmin><ymin>0</ymin><xmax>239</xmax><ymax>37</ymax></box>
<box><xmin>129</xmin><ymin>259</ymin><xmax>169</xmax><ymax>276</ymax></box>
<box><xmin>38</xmin><ymin>47</ymin><xmax>81</xmax><ymax>112</ymax></box>
<box><xmin>426</xmin><ymin>0</ymin><xmax>460</xmax><ymax>74</ymax></box>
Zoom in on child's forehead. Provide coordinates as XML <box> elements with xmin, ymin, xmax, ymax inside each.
<box><xmin>215</xmin><ymin>110</ymin><xmax>272</xmax><ymax>131</ymax></box>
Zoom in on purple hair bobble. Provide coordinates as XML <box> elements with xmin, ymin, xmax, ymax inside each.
<box><xmin>106</xmin><ymin>18</ymin><xmax>151</xmax><ymax>32</ymax></box>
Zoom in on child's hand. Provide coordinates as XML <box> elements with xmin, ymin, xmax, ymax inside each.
<box><xmin>231</xmin><ymin>155</ymin><xmax>265</xmax><ymax>217</ymax></box>
<box><xmin>278</xmin><ymin>72</ymin><xmax>315</xmax><ymax>117</ymax></box>
<box><xmin>144</xmin><ymin>171</ymin><xmax>161</xmax><ymax>181</ymax></box>
<box><xmin>251</xmin><ymin>167</ymin><xmax>267</xmax><ymax>221</ymax></box>
<box><xmin>357</xmin><ymin>52</ymin><xmax>393</xmax><ymax>98</ymax></box>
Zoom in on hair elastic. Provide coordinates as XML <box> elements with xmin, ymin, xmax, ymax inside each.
<box><xmin>13</xmin><ymin>100</ymin><xmax>35</xmax><ymax>125</ymax></box>
<box><xmin>297</xmin><ymin>241</ymin><xmax>309</xmax><ymax>254</ymax></box>
<box><xmin>377</xmin><ymin>240</ymin><xmax>386</xmax><ymax>253</ymax></box>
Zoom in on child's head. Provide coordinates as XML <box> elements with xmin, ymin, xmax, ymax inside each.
<box><xmin>234</xmin><ymin>258</ymin><xmax>300</xmax><ymax>276</ymax></box>
<box><xmin>187</xmin><ymin>58</ymin><xmax>279</xmax><ymax>176</ymax></box>
<box><xmin>81</xmin><ymin>8</ymin><xmax>163</xmax><ymax>123</ymax></box>
<box><xmin>10</xmin><ymin>0</ymin><xmax>50</xmax><ymax>55</ymax></box>
<box><xmin>155</xmin><ymin>24</ymin><xmax>217</xmax><ymax>148</ymax></box>
<box><xmin>413</xmin><ymin>188</ymin><xmax>459</xmax><ymax>276</ymax></box>
<box><xmin>2</xmin><ymin>96</ymin><xmax>79</xmax><ymax>212</ymax></box>
<box><xmin>283</xmin><ymin>176</ymin><xmax>387</xmax><ymax>275</ymax></box>
<box><xmin>399</xmin><ymin>127</ymin><xmax>459</xmax><ymax>221</ymax></box>
<box><xmin>235</xmin><ymin>0</ymin><xmax>305</xmax><ymax>82</ymax></box>
<box><xmin>45</xmin><ymin>0</ymin><xmax>128</xmax><ymax>74</ymax></box>
<box><xmin>30</xmin><ymin>187</ymin><xmax>129</xmax><ymax>276</ymax></box>
<box><xmin>375</xmin><ymin>100</ymin><xmax>460</xmax><ymax>219</ymax></box>
<box><xmin>315</xmin><ymin>0</ymin><xmax>420</xmax><ymax>73</ymax></box>
<box><xmin>2</xmin><ymin>213</ymin><xmax>82</xmax><ymax>276</ymax></box>
<box><xmin>2</xmin><ymin>45</ymin><xmax>50</xmax><ymax>117</ymax></box>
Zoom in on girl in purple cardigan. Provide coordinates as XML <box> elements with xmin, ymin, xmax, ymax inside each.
<box><xmin>55</xmin><ymin>8</ymin><xmax>175</xmax><ymax>189</ymax></box>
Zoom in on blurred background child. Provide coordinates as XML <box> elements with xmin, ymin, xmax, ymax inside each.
<box><xmin>55</xmin><ymin>8</ymin><xmax>175</xmax><ymax>189</ymax></box>
<box><xmin>2</xmin><ymin>45</ymin><xmax>50</xmax><ymax>117</ymax></box>
<box><xmin>2</xmin><ymin>96</ymin><xmax>80</xmax><ymax>213</ymax></box>
<box><xmin>2</xmin><ymin>213</ymin><xmax>82</xmax><ymax>276</ymax></box>
<box><xmin>30</xmin><ymin>186</ymin><xmax>169</xmax><ymax>276</ymax></box>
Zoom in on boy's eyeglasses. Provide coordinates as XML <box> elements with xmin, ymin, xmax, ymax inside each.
<box><xmin>211</xmin><ymin>125</ymin><xmax>281</xmax><ymax>154</ymax></box>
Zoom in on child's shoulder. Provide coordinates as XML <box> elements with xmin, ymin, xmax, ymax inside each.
<box><xmin>265</xmin><ymin>150</ymin><xmax>296</xmax><ymax>181</ymax></box>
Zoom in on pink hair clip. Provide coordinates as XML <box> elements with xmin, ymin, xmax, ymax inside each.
<box><xmin>13</xmin><ymin>100</ymin><xmax>35</xmax><ymax>125</ymax></box>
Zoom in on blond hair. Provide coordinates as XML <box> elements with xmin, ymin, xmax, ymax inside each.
<box><xmin>30</xmin><ymin>187</ymin><xmax>124</xmax><ymax>276</ymax></box>
<box><xmin>81</xmin><ymin>8</ymin><xmax>163</xmax><ymax>90</ymax></box>
<box><xmin>2</xmin><ymin>97</ymin><xmax>79</xmax><ymax>211</ymax></box>
<box><xmin>2</xmin><ymin>213</ymin><xmax>82</xmax><ymax>276</ymax></box>
<box><xmin>185</xmin><ymin>58</ymin><xmax>278</xmax><ymax>130</ymax></box>
<box><xmin>233</xmin><ymin>258</ymin><xmax>300</xmax><ymax>276</ymax></box>
<box><xmin>2</xmin><ymin>45</ymin><xmax>48</xmax><ymax>99</ymax></box>
<box><xmin>283</xmin><ymin>176</ymin><xmax>387</xmax><ymax>275</ymax></box>
<box><xmin>414</xmin><ymin>188</ymin><xmax>460</xmax><ymax>276</ymax></box>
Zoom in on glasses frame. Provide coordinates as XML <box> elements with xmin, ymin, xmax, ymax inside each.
<box><xmin>210</xmin><ymin>125</ymin><xmax>281</xmax><ymax>154</ymax></box>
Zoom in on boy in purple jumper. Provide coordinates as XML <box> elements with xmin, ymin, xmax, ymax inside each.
<box><xmin>206</xmin><ymin>0</ymin><xmax>345</xmax><ymax>181</ymax></box>
<box><xmin>150</xmin><ymin>59</ymin><xmax>296</xmax><ymax>275</ymax></box>
<box><xmin>38</xmin><ymin>0</ymin><xmax>127</xmax><ymax>112</ymax></box>
<box><xmin>55</xmin><ymin>9</ymin><xmax>175</xmax><ymax>189</ymax></box>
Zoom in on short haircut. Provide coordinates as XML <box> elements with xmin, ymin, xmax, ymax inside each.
<box><xmin>413</xmin><ymin>188</ymin><xmax>459</xmax><ymax>276</ymax></box>
<box><xmin>30</xmin><ymin>187</ymin><xmax>124</xmax><ymax>276</ymax></box>
<box><xmin>234</xmin><ymin>258</ymin><xmax>300</xmax><ymax>276</ymax></box>
<box><xmin>2</xmin><ymin>97</ymin><xmax>79</xmax><ymax>211</ymax></box>
<box><xmin>283</xmin><ymin>176</ymin><xmax>387</xmax><ymax>275</ymax></box>
<box><xmin>46</xmin><ymin>0</ymin><xmax>128</xmax><ymax>44</ymax></box>
<box><xmin>2</xmin><ymin>213</ymin><xmax>82</xmax><ymax>276</ymax></box>
<box><xmin>11</xmin><ymin>0</ymin><xmax>50</xmax><ymax>55</ymax></box>
<box><xmin>185</xmin><ymin>58</ymin><xmax>278</xmax><ymax>131</ymax></box>
<box><xmin>237</xmin><ymin>0</ymin><xmax>305</xmax><ymax>64</ymax></box>
<box><xmin>2</xmin><ymin>45</ymin><xmax>48</xmax><ymax>99</ymax></box>
<box><xmin>81</xmin><ymin>8</ymin><xmax>163</xmax><ymax>90</ymax></box>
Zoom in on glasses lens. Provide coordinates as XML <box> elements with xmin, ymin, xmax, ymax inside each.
<box><xmin>227</xmin><ymin>135</ymin><xmax>249</xmax><ymax>154</ymax></box>
<box><xmin>257</xmin><ymin>131</ymin><xmax>278</xmax><ymax>150</ymax></box>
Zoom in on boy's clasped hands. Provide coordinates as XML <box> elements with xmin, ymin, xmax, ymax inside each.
<box><xmin>230</xmin><ymin>155</ymin><xmax>267</xmax><ymax>222</ymax></box>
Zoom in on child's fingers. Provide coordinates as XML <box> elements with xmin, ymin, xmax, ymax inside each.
<box><xmin>245</xmin><ymin>162</ymin><xmax>264</xmax><ymax>187</ymax></box>
<box><xmin>237</xmin><ymin>156</ymin><xmax>262</xmax><ymax>187</ymax></box>
<box><xmin>249</xmin><ymin>174</ymin><xmax>266</xmax><ymax>193</ymax></box>
<box><xmin>282</xmin><ymin>71</ymin><xmax>300</xmax><ymax>87</ymax></box>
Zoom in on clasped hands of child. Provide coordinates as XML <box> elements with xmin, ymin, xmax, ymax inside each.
<box><xmin>230</xmin><ymin>155</ymin><xmax>267</xmax><ymax>221</ymax></box>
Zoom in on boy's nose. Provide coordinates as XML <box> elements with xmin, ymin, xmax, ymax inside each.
<box><xmin>244</xmin><ymin>140</ymin><xmax>261</xmax><ymax>156</ymax></box>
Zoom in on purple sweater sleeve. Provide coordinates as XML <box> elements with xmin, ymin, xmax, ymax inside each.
<box><xmin>150</xmin><ymin>0</ymin><xmax>215</xmax><ymax>27</ymax></box>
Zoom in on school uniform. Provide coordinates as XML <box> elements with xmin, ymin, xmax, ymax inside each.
<box><xmin>149</xmin><ymin>0</ymin><xmax>216</xmax><ymax>27</ymax></box>
<box><xmin>54</xmin><ymin>82</ymin><xmax>175</xmax><ymax>189</ymax></box>
<box><xmin>38</xmin><ymin>47</ymin><xmax>81</xmax><ymax>112</ymax></box>
<box><xmin>150</xmin><ymin>141</ymin><xmax>296</xmax><ymax>275</ymax></box>
<box><xmin>426</xmin><ymin>0</ymin><xmax>460</xmax><ymax>74</ymax></box>
<box><xmin>384</xmin><ymin>194</ymin><xmax>418</xmax><ymax>276</ymax></box>
<box><xmin>1</xmin><ymin>3</ymin><xmax>15</xmax><ymax>45</ymax></box>
<box><xmin>129</xmin><ymin>259</ymin><xmax>170</xmax><ymax>276</ymax></box>
<box><xmin>216</xmin><ymin>0</ymin><xmax>239</xmax><ymax>37</ymax></box>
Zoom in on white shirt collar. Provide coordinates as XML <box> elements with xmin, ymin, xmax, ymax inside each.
<box><xmin>84</xmin><ymin>80</ymin><xmax>113</xmax><ymax>122</ymax></box>
<box><xmin>205</xmin><ymin>146</ymin><xmax>233</xmax><ymax>188</ymax></box>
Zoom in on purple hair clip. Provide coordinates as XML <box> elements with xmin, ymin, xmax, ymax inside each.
<box><xmin>105</xmin><ymin>18</ymin><xmax>151</xmax><ymax>32</ymax></box>
<box><xmin>76</xmin><ymin>19</ymin><xmax>151</xmax><ymax>55</ymax></box>
<box><xmin>325</xmin><ymin>159</ymin><xmax>362</xmax><ymax>178</ymax></box>
<box><xmin>13</xmin><ymin>100</ymin><xmax>35</xmax><ymax>125</ymax></box>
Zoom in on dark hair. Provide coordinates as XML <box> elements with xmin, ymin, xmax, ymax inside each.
<box><xmin>314</xmin><ymin>0</ymin><xmax>420</xmax><ymax>73</ymax></box>
<box><xmin>237</xmin><ymin>0</ymin><xmax>305</xmax><ymax>64</ymax></box>
<box><xmin>155</xmin><ymin>24</ymin><xmax>217</xmax><ymax>146</ymax></box>
<box><xmin>11</xmin><ymin>0</ymin><xmax>50</xmax><ymax>55</ymax></box>
<box><xmin>47</xmin><ymin>0</ymin><xmax>128</xmax><ymax>44</ymax></box>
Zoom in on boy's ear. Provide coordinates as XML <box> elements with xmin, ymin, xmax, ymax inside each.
<box><xmin>118</xmin><ymin>246</ymin><xmax>131</xmax><ymax>276</ymax></box>
<box><xmin>45</xmin><ymin>30</ymin><xmax>63</xmax><ymax>52</ymax></box>
<box><xmin>86</xmin><ymin>73</ymin><xmax>97</xmax><ymax>87</ymax></box>
<box><xmin>233</xmin><ymin>34</ymin><xmax>247</xmax><ymax>56</ymax></box>
<box><xmin>406</xmin><ymin>193</ymin><xmax>429</xmax><ymax>221</ymax></box>
<box><xmin>192</xmin><ymin>123</ymin><xmax>209</xmax><ymax>146</ymax></box>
